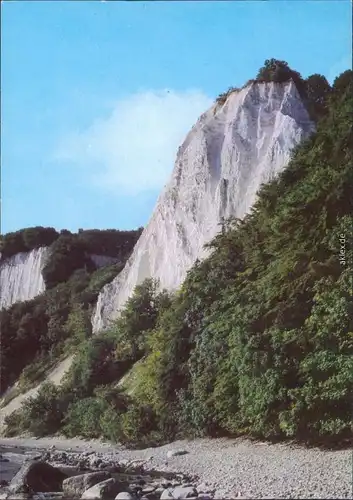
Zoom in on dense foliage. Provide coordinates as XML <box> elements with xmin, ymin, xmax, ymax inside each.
<box><xmin>0</xmin><ymin>227</ymin><xmax>59</xmax><ymax>259</ymax></box>
<box><xmin>147</xmin><ymin>69</ymin><xmax>352</xmax><ymax>445</ymax></box>
<box><xmin>0</xmin><ymin>227</ymin><xmax>142</xmax><ymax>263</ymax></box>
<box><xmin>255</xmin><ymin>58</ymin><xmax>305</xmax><ymax>94</ymax></box>
<box><xmin>4</xmin><ymin>279</ymin><xmax>170</xmax><ymax>447</ymax></box>
<box><xmin>42</xmin><ymin>228</ymin><xmax>142</xmax><ymax>289</ymax></box>
<box><xmin>3</xmin><ymin>66</ymin><xmax>352</xmax><ymax>448</ymax></box>
<box><xmin>0</xmin><ymin>228</ymin><xmax>142</xmax><ymax>393</ymax></box>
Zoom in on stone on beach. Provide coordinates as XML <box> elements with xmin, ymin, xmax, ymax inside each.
<box><xmin>115</xmin><ymin>493</ymin><xmax>134</xmax><ymax>500</ymax></box>
<box><xmin>160</xmin><ymin>486</ymin><xmax>198</xmax><ymax>499</ymax></box>
<box><xmin>62</xmin><ymin>471</ymin><xmax>111</xmax><ymax>498</ymax></box>
<box><xmin>8</xmin><ymin>460</ymin><xmax>67</xmax><ymax>494</ymax></box>
<box><xmin>81</xmin><ymin>477</ymin><xmax>120</xmax><ymax>499</ymax></box>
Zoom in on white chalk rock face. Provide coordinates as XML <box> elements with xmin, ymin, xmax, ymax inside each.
<box><xmin>93</xmin><ymin>81</ymin><xmax>315</xmax><ymax>332</ymax></box>
<box><xmin>0</xmin><ymin>246</ymin><xmax>119</xmax><ymax>310</ymax></box>
<box><xmin>0</xmin><ymin>247</ymin><xmax>119</xmax><ymax>309</ymax></box>
<box><xmin>0</xmin><ymin>247</ymin><xmax>48</xmax><ymax>310</ymax></box>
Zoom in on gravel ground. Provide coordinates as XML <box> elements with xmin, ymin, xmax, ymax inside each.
<box><xmin>0</xmin><ymin>436</ymin><xmax>352</xmax><ymax>499</ymax></box>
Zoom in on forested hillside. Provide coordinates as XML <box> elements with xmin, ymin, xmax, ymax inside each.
<box><xmin>0</xmin><ymin>227</ymin><xmax>142</xmax><ymax>393</ymax></box>
<box><xmin>3</xmin><ymin>65</ymin><xmax>352</xmax><ymax>448</ymax></box>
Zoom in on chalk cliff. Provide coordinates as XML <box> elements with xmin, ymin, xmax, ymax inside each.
<box><xmin>91</xmin><ymin>80</ymin><xmax>314</xmax><ymax>332</ymax></box>
<box><xmin>0</xmin><ymin>248</ymin><xmax>48</xmax><ymax>310</ymax></box>
<box><xmin>0</xmin><ymin>249</ymin><xmax>120</xmax><ymax>310</ymax></box>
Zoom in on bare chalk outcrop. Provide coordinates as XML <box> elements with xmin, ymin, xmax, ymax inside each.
<box><xmin>93</xmin><ymin>81</ymin><xmax>314</xmax><ymax>332</ymax></box>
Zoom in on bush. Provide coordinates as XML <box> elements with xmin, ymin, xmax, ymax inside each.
<box><xmin>18</xmin><ymin>357</ymin><xmax>55</xmax><ymax>390</ymax></box>
<box><xmin>215</xmin><ymin>87</ymin><xmax>239</xmax><ymax>106</ymax></box>
<box><xmin>3</xmin><ymin>410</ymin><xmax>26</xmax><ymax>437</ymax></box>
<box><xmin>63</xmin><ymin>398</ymin><xmax>110</xmax><ymax>439</ymax></box>
<box><xmin>62</xmin><ymin>396</ymin><xmax>159</xmax><ymax>446</ymax></box>
<box><xmin>99</xmin><ymin>406</ymin><xmax>123</xmax><ymax>443</ymax></box>
<box><xmin>62</xmin><ymin>386</ymin><xmax>130</xmax><ymax>442</ymax></box>
<box><xmin>62</xmin><ymin>333</ymin><xmax>119</xmax><ymax>398</ymax></box>
<box><xmin>110</xmin><ymin>278</ymin><xmax>172</xmax><ymax>363</ymax></box>
<box><xmin>63</xmin><ymin>304</ymin><xmax>92</xmax><ymax>349</ymax></box>
<box><xmin>119</xmin><ymin>403</ymin><xmax>158</xmax><ymax>447</ymax></box>
<box><xmin>4</xmin><ymin>382</ymin><xmax>70</xmax><ymax>437</ymax></box>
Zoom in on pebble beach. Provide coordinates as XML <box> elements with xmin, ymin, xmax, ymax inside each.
<box><xmin>0</xmin><ymin>436</ymin><xmax>351</xmax><ymax>499</ymax></box>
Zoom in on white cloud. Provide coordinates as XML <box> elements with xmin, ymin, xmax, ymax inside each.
<box><xmin>55</xmin><ymin>89</ymin><xmax>212</xmax><ymax>194</ymax></box>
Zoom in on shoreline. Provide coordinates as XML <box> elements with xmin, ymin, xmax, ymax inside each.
<box><xmin>0</xmin><ymin>435</ymin><xmax>352</xmax><ymax>499</ymax></box>
<box><xmin>0</xmin><ymin>435</ymin><xmax>117</xmax><ymax>454</ymax></box>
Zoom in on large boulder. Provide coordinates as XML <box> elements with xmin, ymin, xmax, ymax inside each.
<box><xmin>8</xmin><ymin>460</ymin><xmax>67</xmax><ymax>494</ymax></box>
<box><xmin>160</xmin><ymin>486</ymin><xmax>198</xmax><ymax>499</ymax></box>
<box><xmin>63</xmin><ymin>472</ymin><xmax>111</xmax><ymax>498</ymax></box>
<box><xmin>81</xmin><ymin>478</ymin><xmax>120</xmax><ymax>499</ymax></box>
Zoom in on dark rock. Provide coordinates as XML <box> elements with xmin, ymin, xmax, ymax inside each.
<box><xmin>0</xmin><ymin>480</ymin><xmax>9</xmax><ymax>487</ymax></box>
<box><xmin>62</xmin><ymin>471</ymin><xmax>111</xmax><ymax>498</ymax></box>
<box><xmin>129</xmin><ymin>485</ymin><xmax>143</xmax><ymax>496</ymax></box>
<box><xmin>78</xmin><ymin>460</ymin><xmax>88</xmax><ymax>471</ymax></box>
<box><xmin>8</xmin><ymin>460</ymin><xmax>67</xmax><ymax>494</ymax></box>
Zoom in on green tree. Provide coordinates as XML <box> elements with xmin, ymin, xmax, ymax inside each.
<box><xmin>256</xmin><ymin>58</ymin><xmax>305</xmax><ymax>94</ymax></box>
<box><xmin>112</xmin><ymin>278</ymin><xmax>171</xmax><ymax>361</ymax></box>
<box><xmin>332</xmin><ymin>69</ymin><xmax>353</xmax><ymax>94</ymax></box>
<box><xmin>305</xmin><ymin>74</ymin><xmax>331</xmax><ymax>107</ymax></box>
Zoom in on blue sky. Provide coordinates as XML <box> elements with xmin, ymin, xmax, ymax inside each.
<box><xmin>1</xmin><ymin>0</ymin><xmax>351</xmax><ymax>234</ymax></box>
